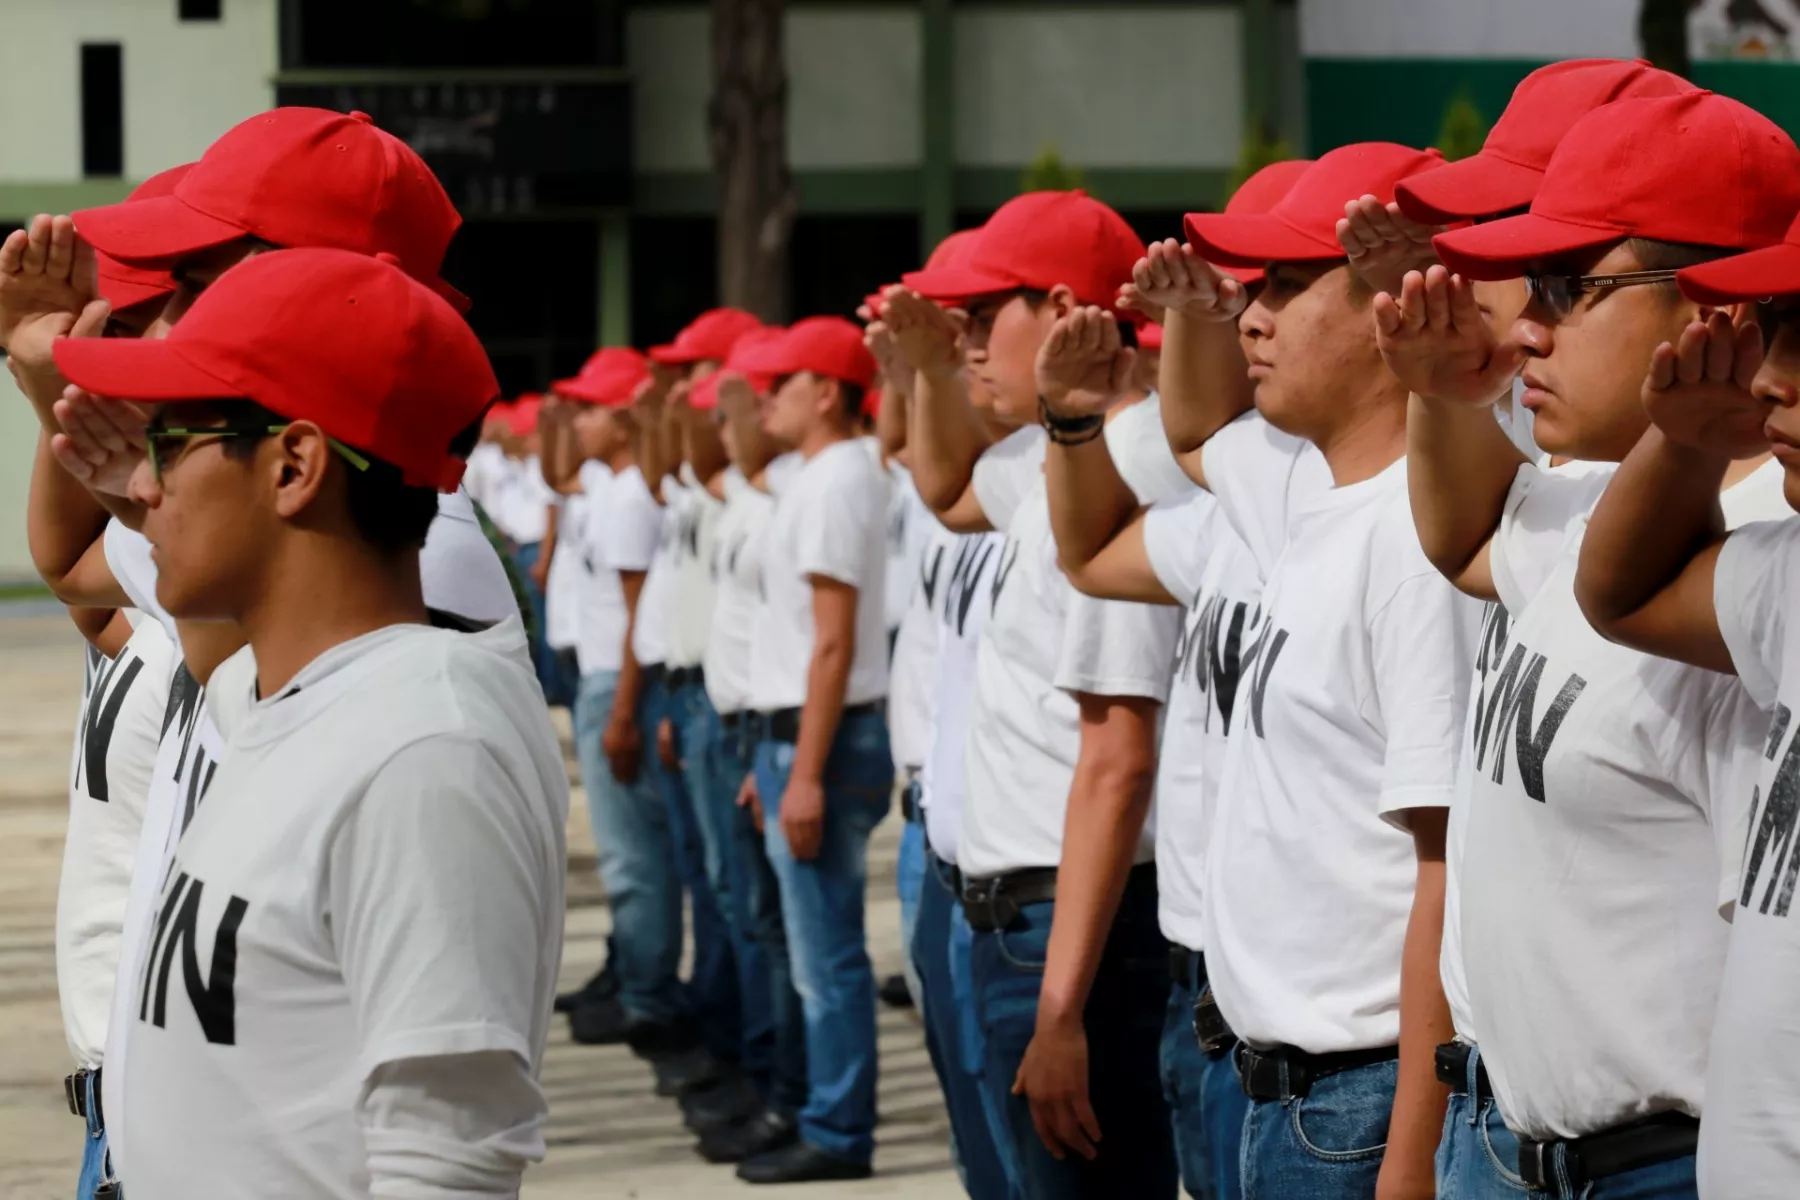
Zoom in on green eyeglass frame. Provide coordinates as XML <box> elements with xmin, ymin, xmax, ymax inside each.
<box><xmin>144</xmin><ymin>422</ymin><xmax>372</xmax><ymax>483</ymax></box>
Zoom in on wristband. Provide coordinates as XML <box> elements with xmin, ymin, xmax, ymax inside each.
<box><xmin>1039</xmin><ymin>394</ymin><xmax>1105</xmax><ymax>446</ymax></box>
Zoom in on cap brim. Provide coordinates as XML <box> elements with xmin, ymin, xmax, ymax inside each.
<box><xmin>687</xmin><ymin>374</ymin><xmax>723</xmax><ymax>411</ymax></box>
<box><xmin>96</xmin><ymin>270</ymin><xmax>174</xmax><ymax>313</ymax></box>
<box><xmin>53</xmin><ymin>337</ymin><xmax>238</xmax><ymax>402</ymax></box>
<box><xmin>1432</xmin><ymin>212</ymin><xmax>1624</xmax><ymax>281</ymax></box>
<box><xmin>1394</xmin><ymin>154</ymin><xmax>1545</xmax><ymax>224</ymax></box>
<box><xmin>429</xmin><ymin>277</ymin><xmax>472</xmax><ymax>316</ymax></box>
<box><xmin>900</xmin><ymin>263</ymin><xmax>1018</xmax><ymax>304</ymax></box>
<box><xmin>73</xmin><ymin>194</ymin><xmax>248</xmax><ymax>267</ymax></box>
<box><xmin>648</xmin><ymin>343</ymin><xmax>683</xmax><ymax>365</ymax></box>
<box><xmin>1678</xmin><ymin>243</ymin><xmax>1800</xmax><ymax>305</ymax></box>
<box><xmin>1182</xmin><ymin>213</ymin><xmax>1344</xmax><ymax>268</ymax></box>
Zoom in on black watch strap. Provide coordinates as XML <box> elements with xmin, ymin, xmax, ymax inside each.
<box><xmin>1038</xmin><ymin>394</ymin><xmax>1105</xmax><ymax>445</ymax></box>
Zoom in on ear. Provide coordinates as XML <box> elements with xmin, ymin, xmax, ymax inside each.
<box><xmin>1047</xmin><ymin>283</ymin><xmax>1080</xmax><ymax>319</ymax></box>
<box><xmin>269</xmin><ymin>421</ymin><xmax>334</xmax><ymax>520</ymax></box>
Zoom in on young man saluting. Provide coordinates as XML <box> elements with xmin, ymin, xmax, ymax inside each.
<box><xmin>52</xmin><ymin>248</ymin><xmax>569</xmax><ymax>1199</ymax></box>
<box><xmin>733</xmin><ymin>317</ymin><xmax>895</xmax><ymax>1184</ymax></box>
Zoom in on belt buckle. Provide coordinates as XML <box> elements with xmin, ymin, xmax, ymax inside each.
<box><xmin>64</xmin><ymin>1072</ymin><xmax>81</xmax><ymax>1118</ymax></box>
<box><xmin>1518</xmin><ymin>1139</ymin><xmax>1550</xmax><ymax>1190</ymax></box>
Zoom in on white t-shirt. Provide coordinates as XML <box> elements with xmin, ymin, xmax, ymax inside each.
<box><xmin>1105</xmin><ymin>393</ymin><xmax>1196</xmax><ymax>505</ymax></box>
<box><xmin>888</xmin><ymin>510</ymin><xmax>947</xmax><ymax>773</ymax></box>
<box><xmin>57</xmin><ymin>619</ymin><xmax>175</xmax><ymax>1069</ymax></box>
<box><xmin>959</xmin><ymin>427</ymin><xmax>1181</xmax><ymax>877</ymax></box>
<box><xmin>921</xmin><ymin>528</ymin><xmax>1008</xmax><ymax>867</ymax></box>
<box><xmin>886</xmin><ymin>465</ymin><xmax>934</xmax><ymax>635</ymax></box>
<box><xmin>461</xmin><ymin>442</ymin><xmax>508</xmax><ymax>513</ymax></box>
<box><xmin>1201</xmin><ymin>422</ymin><xmax>1482</xmax><ymax>1055</ymax></box>
<box><xmin>1462</xmin><ymin>460</ymin><xmax>1784</xmax><ymax>1142</ymax></box>
<box><xmin>1141</xmin><ymin>491</ymin><xmax>1265</xmax><ymax>953</ymax></box>
<box><xmin>489</xmin><ymin>456</ymin><xmax>553</xmax><ymax>546</ymax></box>
<box><xmin>749</xmin><ymin>439</ymin><xmax>892</xmax><ymax>711</ymax></box>
<box><xmin>104</xmin><ymin>520</ymin><xmax>177</xmax><ymax>646</ymax></box>
<box><xmin>1707</xmin><ymin>507</ymin><xmax>1800</xmax><ymax>1197</ymax></box>
<box><xmin>667</xmin><ymin>467</ymin><xmax>724</xmax><ymax>670</ymax></box>
<box><xmin>632</xmin><ymin>478</ymin><xmax>682</xmax><ymax>669</ymax></box>
<box><xmin>544</xmin><ymin>493</ymin><xmax>583</xmax><ymax>651</ymax></box>
<box><xmin>705</xmin><ymin>469</ymin><xmax>777</xmax><ymax>715</ymax></box>
<box><xmin>119</xmin><ymin>620</ymin><xmax>567</xmax><ymax>1200</ymax></box>
<box><xmin>586</xmin><ymin>464</ymin><xmax>663</xmax><ymax>676</ymax></box>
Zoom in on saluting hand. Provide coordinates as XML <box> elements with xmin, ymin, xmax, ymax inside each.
<box><xmin>1373</xmin><ymin>265</ymin><xmax>1524</xmax><ymax>407</ymax></box>
<box><xmin>880</xmin><ymin>286</ymin><xmax>964</xmax><ymax>380</ymax></box>
<box><xmin>0</xmin><ymin>215</ymin><xmax>102</xmax><ymax>373</ymax></box>
<box><xmin>1120</xmin><ymin>239</ymin><xmax>1246</xmax><ymax>323</ymax></box>
<box><xmin>1642</xmin><ymin>310</ymin><xmax>1772</xmax><ymax>461</ymax></box>
<box><xmin>1337</xmin><ymin>195</ymin><xmax>1444</xmax><ymax>300</ymax></box>
<box><xmin>50</xmin><ymin>382</ymin><xmax>153</xmax><ymax>497</ymax></box>
<box><xmin>1035</xmin><ymin>306</ymin><xmax>1135</xmax><ymax>419</ymax></box>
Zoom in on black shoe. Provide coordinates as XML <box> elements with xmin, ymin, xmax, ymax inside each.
<box><xmin>737</xmin><ymin>1140</ymin><xmax>870</xmax><ymax>1184</ymax></box>
<box><xmin>698</xmin><ymin>1108</ymin><xmax>798</xmax><ymax>1165</ymax></box>
<box><xmin>680</xmin><ymin>1071</ymin><xmax>763</xmax><ymax>1135</ymax></box>
<box><xmin>555</xmin><ymin>964</ymin><xmax>617</xmax><ymax>1014</ymax></box>
<box><xmin>878</xmin><ymin>973</ymin><xmax>914</xmax><ymax>1009</ymax></box>
<box><xmin>567</xmin><ymin>995</ymin><xmax>631</xmax><ymax>1045</ymax></box>
<box><xmin>625</xmin><ymin>1015</ymin><xmax>703</xmax><ymax>1061</ymax></box>
<box><xmin>653</xmin><ymin>1046</ymin><xmax>731</xmax><ymax>1097</ymax></box>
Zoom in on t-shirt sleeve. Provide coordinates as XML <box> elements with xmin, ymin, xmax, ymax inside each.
<box><xmin>1104</xmin><ymin>395</ymin><xmax>1195</xmax><ymax>506</ymax></box>
<box><xmin>1198</xmin><ymin>412</ymin><xmax>1328</xmax><ymax>577</ymax></box>
<box><xmin>795</xmin><ymin>457</ymin><xmax>884</xmax><ymax>589</ymax></box>
<box><xmin>971</xmin><ymin>426</ymin><xmax>1047</xmax><ymax>533</ymax></box>
<box><xmin>102</xmin><ymin>519</ymin><xmax>177</xmax><ymax>641</ymax></box>
<box><xmin>1367</xmin><ymin>566</ymin><xmax>1481</xmax><ymax>822</ymax></box>
<box><xmin>331</xmin><ymin>736</ymin><xmax>555</xmax><ymax>1077</ymax></box>
<box><xmin>1490</xmin><ymin>461</ymin><xmax>1615</xmax><ymax>615</ymax></box>
<box><xmin>598</xmin><ymin>476</ymin><xmax>663</xmax><ymax>573</ymax></box>
<box><xmin>358</xmin><ymin>1051</ymin><xmax>546</xmax><ymax>1196</ymax></box>
<box><xmin>1140</xmin><ymin>492</ymin><xmax>1220</xmax><ymax>608</ymax></box>
<box><xmin>1714</xmin><ymin>519</ymin><xmax>1800</xmax><ymax>711</ymax></box>
<box><xmin>1053</xmin><ymin>586</ymin><xmax>1181</xmax><ymax>702</ymax></box>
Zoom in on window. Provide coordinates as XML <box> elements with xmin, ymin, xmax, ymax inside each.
<box><xmin>80</xmin><ymin>44</ymin><xmax>124</xmax><ymax>178</ymax></box>
<box><xmin>179</xmin><ymin>0</ymin><xmax>223</xmax><ymax>21</ymax></box>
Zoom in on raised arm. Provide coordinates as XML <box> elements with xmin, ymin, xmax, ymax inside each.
<box><xmin>1576</xmin><ymin>312</ymin><xmax>1765</xmax><ymax>673</ymax></box>
<box><xmin>1120</xmin><ymin>241</ymin><xmax>1256</xmax><ymax>488</ymax></box>
<box><xmin>883</xmin><ymin>287</ymin><xmax>992</xmax><ymax>529</ymax></box>
<box><xmin>863</xmin><ymin>304</ymin><xmax>914</xmax><ymax>464</ymax></box>
<box><xmin>1376</xmin><ymin>267</ymin><xmax>1528</xmax><ymax>600</ymax></box>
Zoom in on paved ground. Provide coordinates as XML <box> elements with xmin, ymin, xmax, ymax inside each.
<box><xmin>0</xmin><ymin>609</ymin><xmax>960</xmax><ymax>1199</ymax></box>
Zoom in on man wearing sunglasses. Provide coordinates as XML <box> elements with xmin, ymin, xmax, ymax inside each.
<box><xmin>48</xmin><ymin>247</ymin><xmax>568</xmax><ymax>1200</ymax></box>
<box><xmin>1378</xmin><ymin>91</ymin><xmax>1800</xmax><ymax>1199</ymax></box>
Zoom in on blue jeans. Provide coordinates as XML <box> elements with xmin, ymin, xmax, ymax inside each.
<box><xmin>1436</xmin><ymin>1043</ymin><xmax>1530</xmax><ymax>1199</ymax></box>
<box><xmin>1521</xmin><ymin>1143</ymin><xmax>1696</xmax><ymax>1199</ymax></box>
<box><xmin>574</xmin><ymin>669</ymin><xmax>685</xmax><ymax>1023</ymax></box>
<box><xmin>675</xmin><ymin>685</ymin><xmax>775</xmax><ymax>1082</ymax></box>
<box><xmin>1238</xmin><ymin>1052</ymin><xmax>1395</xmax><ymax>1200</ymax></box>
<box><xmin>1162</xmin><ymin>956</ymin><xmax>1249</xmax><ymax>1200</ymax></box>
<box><xmin>915</xmin><ymin>853</ymin><xmax>1022</xmax><ymax>1200</ymax></box>
<box><xmin>755</xmin><ymin>707</ymin><xmax>894</xmax><ymax>1164</ymax></box>
<box><xmin>970</xmin><ymin>874</ymin><xmax>1178</xmax><ymax>1199</ymax></box>
<box><xmin>76</xmin><ymin>1070</ymin><xmax>112</xmax><ymax>1200</ymax></box>
<box><xmin>896</xmin><ymin>793</ymin><xmax>926</xmax><ymax>1006</ymax></box>
<box><xmin>510</xmin><ymin>541</ymin><xmax>560</xmax><ymax>702</ymax></box>
<box><xmin>640</xmin><ymin>672</ymin><xmax>739</xmax><ymax>1060</ymax></box>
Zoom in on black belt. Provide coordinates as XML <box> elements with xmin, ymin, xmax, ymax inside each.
<box><xmin>720</xmin><ymin>710</ymin><xmax>747</xmax><ymax>735</ymax></box>
<box><xmin>1434</xmin><ymin>1041</ymin><xmax>1494</xmax><ymax>1104</ymax></box>
<box><xmin>1518</xmin><ymin>1113</ymin><xmax>1699</xmax><ymax>1191</ymax></box>
<box><xmin>900</xmin><ymin>773</ymin><xmax>922</xmax><ymax>824</ymax></box>
<box><xmin>667</xmin><ymin>665</ymin><xmax>705</xmax><ymax>691</ymax></box>
<box><xmin>961</xmin><ymin>862</ymin><xmax>1154</xmax><ymax>933</ymax></box>
<box><xmin>1234</xmin><ymin>1043</ymin><xmax>1399</xmax><ymax>1102</ymax></box>
<box><xmin>64</xmin><ymin>1067</ymin><xmax>101</xmax><ymax>1125</ymax></box>
<box><xmin>762</xmin><ymin>700</ymin><xmax>884</xmax><ymax>744</ymax></box>
<box><xmin>642</xmin><ymin>663</ymin><xmax>666</xmax><ymax>687</ymax></box>
<box><xmin>1169</xmin><ymin>944</ymin><xmax>1201</xmax><ymax>985</ymax></box>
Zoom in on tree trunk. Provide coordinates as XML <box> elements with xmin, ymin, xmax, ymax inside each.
<box><xmin>708</xmin><ymin>0</ymin><xmax>795</xmax><ymax>322</ymax></box>
<box><xmin>1639</xmin><ymin>0</ymin><xmax>1693</xmax><ymax>78</ymax></box>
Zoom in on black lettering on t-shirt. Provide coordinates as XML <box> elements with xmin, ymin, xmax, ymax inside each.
<box><xmin>919</xmin><ymin>544</ymin><xmax>945</xmax><ymax>610</ymax></box>
<box><xmin>1239</xmin><ymin>618</ymin><xmax>1287</xmax><ymax>739</ymax></box>
<box><xmin>945</xmin><ymin>537</ymin><xmax>997</xmax><ymax>638</ymax></box>
<box><xmin>1176</xmin><ymin>592</ymin><xmax>1250</xmax><ymax>735</ymax></box>
<box><xmin>1474</xmin><ymin>640</ymin><xmax>1586</xmax><ymax>803</ymax></box>
<box><xmin>76</xmin><ymin>650</ymin><xmax>146</xmax><ymax>803</ymax></box>
<box><xmin>141</xmin><ymin>869</ymin><xmax>249</xmax><ymax>1045</ymax></box>
<box><xmin>989</xmin><ymin>539</ymin><xmax>1020</xmax><ymax>614</ymax></box>
<box><xmin>1744</xmin><ymin>707</ymin><xmax>1800</xmax><ymax>918</ymax></box>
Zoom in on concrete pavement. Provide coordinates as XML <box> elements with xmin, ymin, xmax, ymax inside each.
<box><xmin>0</xmin><ymin>611</ymin><xmax>961</xmax><ymax>1199</ymax></box>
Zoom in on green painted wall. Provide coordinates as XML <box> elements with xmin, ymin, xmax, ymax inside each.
<box><xmin>1304</xmin><ymin>58</ymin><xmax>1800</xmax><ymax>155</ymax></box>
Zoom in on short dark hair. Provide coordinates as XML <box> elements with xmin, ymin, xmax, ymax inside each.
<box><xmin>216</xmin><ymin>400</ymin><xmax>437</xmax><ymax>556</ymax></box>
<box><xmin>838</xmin><ymin>380</ymin><xmax>865</xmax><ymax>421</ymax></box>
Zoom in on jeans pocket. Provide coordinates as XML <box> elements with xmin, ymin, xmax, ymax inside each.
<box><xmin>991</xmin><ymin>924</ymin><xmax>1049</xmax><ymax>973</ymax></box>
<box><xmin>1476</xmin><ymin>1101</ymin><xmax>1532</xmax><ymax>1191</ymax></box>
<box><xmin>1288</xmin><ymin>1063</ymin><xmax>1393</xmax><ymax>1164</ymax></box>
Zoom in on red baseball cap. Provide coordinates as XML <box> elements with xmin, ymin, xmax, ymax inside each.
<box><xmin>1138</xmin><ymin>321</ymin><xmax>1164</xmax><ymax>352</ymax></box>
<box><xmin>554</xmin><ymin>347</ymin><xmax>651</xmax><ymax>407</ymax></box>
<box><xmin>735</xmin><ymin>316</ymin><xmax>878</xmax><ymax>390</ymax></box>
<box><xmin>1678</xmin><ymin>209</ymin><xmax>1800</xmax><ymax>303</ymax></box>
<box><xmin>649</xmin><ymin>308</ymin><xmax>764</xmax><ymax>366</ymax></box>
<box><xmin>97</xmin><ymin>165</ymin><xmax>193</xmax><ymax>312</ymax></box>
<box><xmin>54</xmin><ymin>248</ymin><xmax>498</xmax><ymax>491</ymax></box>
<box><xmin>904</xmin><ymin>191</ymin><xmax>1145</xmax><ymax>310</ymax></box>
<box><xmin>1434</xmin><ymin>92</ymin><xmax>1800</xmax><ymax>281</ymax></box>
<box><xmin>1188</xmin><ymin>159</ymin><xmax>1315</xmax><ymax>285</ymax></box>
<box><xmin>688</xmin><ymin>326</ymin><xmax>786</xmax><ymax>409</ymax></box>
<box><xmin>1396</xmin><ymin>60</ymin><xmax>1695</xmax><ymax>225</ymax></box>
<box><xmin>507</xmin><ymin>395</ymin><xmax>544</xmax><ymax>438</ymax></box>
<box><xmin>1185</xmin><ymin>144</ymin><xmax>1445</xmax><ymax>267</ymax></box>
<box><xmin>73</xmin><ymin>108</ymin><xmax>469</xmax><ymax>313</ymax></box>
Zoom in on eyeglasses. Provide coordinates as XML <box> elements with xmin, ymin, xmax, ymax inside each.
<box><xmin>144</xmin><ymin>422</ymin><xmax>371</xmax><ymax>483</ymax></box>
<box><xmin>1524</xmin><ymin>268</ymin><xmax>1681</xmax><ymax>319</ymax></box>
